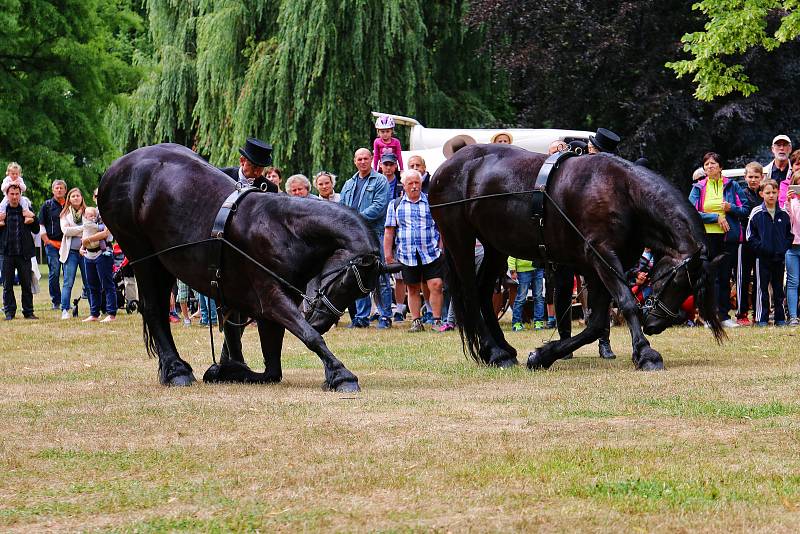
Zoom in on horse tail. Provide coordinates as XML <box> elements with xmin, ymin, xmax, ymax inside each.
<box><xmin>695</xmin><ymin>258</ymin><xmax>727</xmax><ymax>343</ymax></box>
<box><xmin>138</xmin><ymin>292</ymin><xmax>159</xmax><ymax>359</ymax></box>
<box><xmin>443</xmin><ymin>245</ymin><xmax>482</xmax><ymax>362</ymax></box>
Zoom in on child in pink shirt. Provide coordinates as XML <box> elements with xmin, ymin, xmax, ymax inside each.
<box><xmin>372</xmin><ymin>115</ymin><xmax>404</xmax><ymax>171</ymax></box>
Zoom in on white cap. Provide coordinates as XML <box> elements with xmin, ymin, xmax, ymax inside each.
<box><xmin>772</xmin><ymin>134</ymin><xmax>791</xmax><ymax>145</ymax></box>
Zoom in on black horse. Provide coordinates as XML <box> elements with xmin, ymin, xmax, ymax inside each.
<box><xmin>429</xmin><ymin>144</ymin><xmax>725</xmax><ymax>371</ymax></box>
<box><xmin>99</xmin><ymin>143</ymin><xmax>387</xmax><ymax>392</ymax></box>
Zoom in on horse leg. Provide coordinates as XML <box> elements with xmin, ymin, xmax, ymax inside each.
<box><xmin>270</xmin><ymin>294</ymin><xmax>361</xmax><ymax>393</ymax></box>
<box><xmin>203</xmin><ymin>314</ymin><xmax>285</xmax><ymax>384</ymax></box>
<box><xmin>577</xmin><ymin>249</ymin><xmax>664</xmax><ymax>370</ymax></box>
<box><xmin>256</xmin><ymin>319</ymin><xmax>284</xmax><ymax>382</ymax></box>
<box><xmin>135</xmin><ymin>263</ymin><xmax>195</xmax><ymax>386</ymax></box>
<box><xmin>475</xmin><ymin>246</ymin><xmax>518</xmax><ymax>367</ymax></box>
<box><xmin>527</xmin><ymin>273</ymin><xmax>611</xmax><ymax>369</ymax></box>
<box><xmin>219</xmin><ymin>311</ymin><xmax>246</xmax><ymax>364</ymax></box>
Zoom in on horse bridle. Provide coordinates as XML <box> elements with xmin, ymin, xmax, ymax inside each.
<box><xmin>305</xmin><ymin>256</ymin><xmax>378</xmax><ymax>318</ymax></box>
<box><xmin>640</xmin><ymin>253</ymin><xmax>697</xmax><ymax>321</ymax></box>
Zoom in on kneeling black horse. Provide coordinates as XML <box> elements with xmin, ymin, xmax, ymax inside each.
<box><xmin>99</xmin><ymin>144</ymin><xmax>386</xmax><ymax>392</ymax></box>
<box><xmin>429</xmin><ymin>144</ymin><xmax>725</xmax><ymax>370</ymax></box>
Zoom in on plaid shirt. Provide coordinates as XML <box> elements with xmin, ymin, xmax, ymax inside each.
<box><xmin>384</xmin><ymin>192</ymin><xmax>440</xmax><ymax>266</ymax></box>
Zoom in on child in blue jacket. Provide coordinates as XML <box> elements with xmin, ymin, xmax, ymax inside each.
<box><xmin>746</xmin><ymin>179</ymin><xmax>794</xmax><ymax>326</ymax></box>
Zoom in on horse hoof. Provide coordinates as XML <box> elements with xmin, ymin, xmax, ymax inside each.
<box><xmin>526</xmin><ymin>351</ymin><xmax>545</xmax><ymax>370</ymax></box>
<box><xmin>335</xmin><ymin>381</ymin><xmax>361</xmax><ymax>393</ymax></box>
<box><xmin>494</xmin><ymin>357</ymin><xmax>519</xmax><ymax>369</ymax></box>
<box><xmin>168</xmin><ymin>373</ymin><xmax>196</xmax><ymax>387</ymax></box>
<box><xmin>639</xmin><ymin>360</ymin><xmax>665</xmax><ymax>371</ymax></box>
<box><xmin>322</xmin><ymin>380</ymin><xmax>361</xmax><ymax>393</ymax></box>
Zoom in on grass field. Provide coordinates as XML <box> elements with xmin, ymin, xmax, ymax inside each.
<box><xmin>2</xmin><ymin>283</ymin><xmax>800</xmax><ymax>532</ymax></box>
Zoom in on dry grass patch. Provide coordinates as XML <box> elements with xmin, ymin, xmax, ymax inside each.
<box><xmin>1</xmin><ymin>286</ymin><xmax>800</xmax><ymax>531</ymax></box>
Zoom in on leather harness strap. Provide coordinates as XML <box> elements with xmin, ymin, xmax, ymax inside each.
<box><xmin>208</xmin><ymin>186</ymin><xmax>262</xmax><ymax>330</ymax></box>
<box><xmin>531</xmin><ymin>150</ymin><xmax>579</xmax><ymax>258</ymax></box>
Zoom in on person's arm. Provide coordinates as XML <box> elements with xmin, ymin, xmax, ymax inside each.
<box><xmin>60</xmin><ymin>216</ymin><xmax>83</xmax><ymax>236</ymax></box>
<box><xmin>394</xmin><ymin>139</ymin><xmax>404</xmax><ymax>170</ymax></box>
<box><xmin>372</xmin><ymin>139</ymin><xmax>381</xmax><ymax>170</ymax></box>
<box><xmin>24</xmin><ymin>213</ymin><xmax>40</xmax><ymax>231</ymax></box>
<box><xmin>727</xmin><ymin>184</ymin><xmax>749</xmax><ymax>220</ymax></box>
<box><xmin>359</xmin><ymin>178</ymin><xmax>389</xmax><ymax>224</ymax></box>
<box><xmin>688</xmin><ymin>186</ymin><xmax>720</xmax><ymax>224</ymax></box>
<box><xmin>82</xmin><ymin>228</ymin><xmax>110</xmax><ymax>247</ymax></box>
<box><xmin>507</xmin><ymin>257</ymin><xmax>517</xmax><ymax>280</ymax></box>
<box><xmin>383</xmin><ymin>226</ymin><xmax>396</xmax><ymax>265</ymax></box>
<box><xmin>746</xmin><ymin>214</ymin><xmax>763</xmax><ymax>255</ymax></box>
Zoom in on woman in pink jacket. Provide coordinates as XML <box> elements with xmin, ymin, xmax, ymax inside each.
<box><xmin>783</xmin><ymin>150</ymin><xmax>800</xmax><ymax>325</ymax></box>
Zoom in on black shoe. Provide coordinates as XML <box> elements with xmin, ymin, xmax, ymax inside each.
<box><xmin>24</xmin><ymin>314</ymin><xmax>39</xmax><ymax>320</ymax></box>
<box><xmin>598</xmin><ymin>340</ymin><xmax>616</xmax><ymax>359</ymax></box>
<box><xmin>4</xmin><ymin>315</ymin><xmax>13</xmax><ymax>321</ymax></box>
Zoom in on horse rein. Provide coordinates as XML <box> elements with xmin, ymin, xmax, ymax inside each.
<box><xmin>429</xmin><ymin>156</ymin><xmax>702</xmax><ymax>323</ymax></box>
<box><xmin>126</xmin><ymin>185</ymin><xmax>379</xmax><ymax>337</ymax></box>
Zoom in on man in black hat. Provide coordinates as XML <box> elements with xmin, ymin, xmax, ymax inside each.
<box><xmin>548</xmin><ymin>132</ymin><xmax>620</xmax><ymax>360</ymax></box>
<box><xmin>587</xmin><ymin>128</ymin><xmax>621</xmax><ymax>155</ymax></box>
<box><xmin>1</xmin><ymin>184</ymin><xmax>39</xmax><ymax>320</ymax></box>
<box><xmin>218</xmin><ymin>137</ymin><xmax>278</xmax><ymax>367</ymax></box>
<box><xmin>220</xmin><ymin>137</ymin><xmax>279</xmax><ymax>193</ymax></box>
<box><xmin>586</xmin><ymin>127</ymin><xmax>621</xmax><ymax>359</ymax></box>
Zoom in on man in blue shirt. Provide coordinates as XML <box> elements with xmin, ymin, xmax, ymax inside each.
<box><xmin>340</xmin><ymin>148</ymin><xmax>392</xmax><ymax>328</ymax></box>
<box><xmin>383</xmin><ymin>169</ymin><xmax>443</xmax><ymax>332</ymax></box>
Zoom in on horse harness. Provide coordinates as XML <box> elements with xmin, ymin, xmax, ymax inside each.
<box><xmin>207</xmin><ymin>184</ymin><xmax>376</xmax><ymax>323</ymax></box>
<box><xmin>531</xmin><ymin>150</ymin><xmax>579</xmax><ymax>258</ymax></box>
<box><xmin>429</xmin><ymin>150</ymin><xmax>699</xmax><ymax>322</ymax></box>
<box><xmin>127</xmin><ymin>183</ymin><xmax>378</xmax><ymax>362</ymax></box>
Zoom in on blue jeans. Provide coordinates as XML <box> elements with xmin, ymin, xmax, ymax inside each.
<box><xmin>85</xmin><ymin>252</ymin><xmax>117</xmax><ymax>317</ymax></box>
<box><xmin>45</xmin><ymin>244</ymin><xmax>63</xmax><ymax>306</ymax></box>
<box><xmin>786</xmin><ymin>246</ymin><xmax>800</xmax><ymax>320</ymax></box>
<box><xmin>511</xmin><ymin>268</ymin><xmax>545</xmax><ymax>324</ymax></box>
<box><xmin>60</xmin><ymin>249</ymin><xmax>83</xmax><ymax>311</ymax></box>
<box><xmin>196</xmin><ymin>291</ymin><xmax>217</xmax><ymax>323</ymax></box>
<box><xmin>354</xmin><ymin>236</ymin><xmax>392</xmax><ymax>322</ymax></box>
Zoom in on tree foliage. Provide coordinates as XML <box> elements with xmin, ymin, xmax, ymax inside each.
<box><xmin>666</xmin><ymin>1</ymin><xmax>800</xmax><ymax>101</ymax></box>
<box><xmin>467</xmin><ymin>0</ymin><xmax>800</xmax><ymax>187</ymax></box>
<box><xmin>108</xmin><ymin>0</ymin><xmax>512</xmax><ymax>178</ymax></box>
<box><xmin>0</xmin><ymin>0</ymin><xmax>141</xmax><ymax>206</ymax></box>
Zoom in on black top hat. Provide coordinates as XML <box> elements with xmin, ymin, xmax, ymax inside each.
<box><xmin>238</xmin><ymin>137</ymin><xmax>273</xmax><ymax>167</ymax></box>
<box><xmin>589</xmin><ymin>128</ymin><xmax>621</xmax><ymax>153</ymax></box>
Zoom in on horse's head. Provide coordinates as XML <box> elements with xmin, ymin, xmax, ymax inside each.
<box><xmin>304</xmin><ymin>253</ymin><xmax>385</xmax><ymax>334</ymax></box>
<box><xmin>641</xmin><ymin>249</ymin><xmax>726</xmax><ymax>342</ymax></box>
<box><xmin>640</xmin><ymin>253</ymin><xmax>697</xmax><ymax>336</ymax></box>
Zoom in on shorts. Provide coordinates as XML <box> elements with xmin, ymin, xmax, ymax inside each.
<box><xmin>176</xmin><ymin>280</ymin><xmax>190</xmax><ymax>302</ymax></box>
<box><xmin>401</xmin><ymin>255</ymin><xmax>443</xmax><ymax>284</ymax></box>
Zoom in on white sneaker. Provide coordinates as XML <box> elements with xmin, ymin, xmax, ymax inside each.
<box><xmin>61</xmin><ymin>310</ymin><xmax>70</xmax><ymax>320</ymax></box>
<box><xmin>721</xmin><ymin>318</ymin><xmax>740</xmax><ymax>328</ymax></box>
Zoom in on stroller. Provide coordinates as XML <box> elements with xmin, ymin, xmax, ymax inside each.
<box><xmin>112</xmin><ymin>244</ymin><xmax>139</xmax><ymax>314</ymax></box>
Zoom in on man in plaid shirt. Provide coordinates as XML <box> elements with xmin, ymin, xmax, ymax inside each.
<box><xmin>383</xmin><ymin>169</ymin><xmax>444</xmax><ymax>332</ymax></box>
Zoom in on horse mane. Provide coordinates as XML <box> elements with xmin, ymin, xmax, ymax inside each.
<box><xmin>609</xmin><ymin>156</ymin><xmax>726</xmax><ymax>343</ymax></box>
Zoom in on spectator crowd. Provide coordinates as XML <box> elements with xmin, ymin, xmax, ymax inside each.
<box><xmin>2</xmin><ymin>117</ymin><xmax>799</xmax><ymax>338</ymax></box>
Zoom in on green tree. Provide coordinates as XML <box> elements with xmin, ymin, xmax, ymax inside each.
<box><xmin>110</xmin><ymin>0</ymin><xmax>511</xmax><ymax>180</ymax></box>
<box><xmin>0</xmin><ymin>0</ymin><xmax>141</xmax><ymax>206</ymax></box>
<box><xmin>468</xmin><ymin>0</ymin><xmax>800</xmax><ymax>186</ymax></box>
<box><xmin>667</xmin><ymin>1</ymin><xmax>800</xmax><ymax>101</ymax></box>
